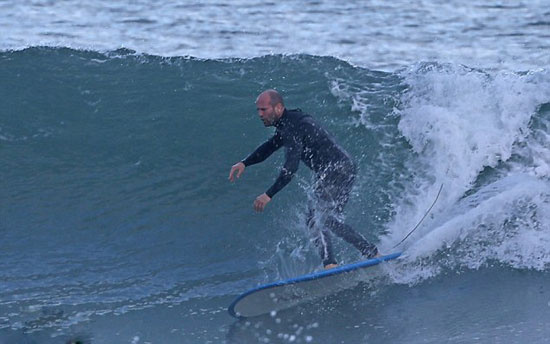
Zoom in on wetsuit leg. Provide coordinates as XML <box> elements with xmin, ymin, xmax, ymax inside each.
<box><xmin>325</xmin><ymin>216</ymin><xmax>378</xmax><ymax>258</ymax></box>
<box><xmin>307</xmin><ymin>205</ymin><xmax>337</xmax><ymax>266</ymax></box>
<box><xmin>318</xmin><ymin>169</ymin><xmax>378</xmax><ymax>259</ymax></box>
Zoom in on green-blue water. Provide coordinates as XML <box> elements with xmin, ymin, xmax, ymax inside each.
<box><xmin>1</xmin><ymin>47</ymin><xmax>550</xmax><ymax>343</ymax></box>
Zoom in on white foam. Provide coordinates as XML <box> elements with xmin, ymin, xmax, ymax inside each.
<box><xmin>379</xmin><ymin>65</ymin><xmax>550</xmax><ymax>283</ymax></box>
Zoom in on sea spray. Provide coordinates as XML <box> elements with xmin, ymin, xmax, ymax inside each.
<box><xmin>380</xmin><ymin>64</ymin><xmax>550</xmax><ymax>284</ymax></box>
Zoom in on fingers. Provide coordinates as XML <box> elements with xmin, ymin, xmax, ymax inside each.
<box><xmin>228</xmin><ymin>163</ymin><xmax>244</xmax><ymax>182</ymax></box>
<box><xmin>254</xmin><ymin>198</ymin><xmax>266</xmax><ymax>212</ymax></box>
<box><xmin>253</xmin><ymin>199</ymin><xmax>263</xmax><ymax>212</ymax></box>
<box><xmin>254</xmin><ymin>200</ymin><xmax>266</xmax><ymax>212</ymax></box>
<box><xmin>253</xmin><ymin>194</ymin><xmax>271</xmax><ymax>212</ymax></box>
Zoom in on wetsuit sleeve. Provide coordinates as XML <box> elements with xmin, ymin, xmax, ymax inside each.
<box><xmin>241</xmin><ymin>132</ymin><xmax>283</xmax><ymax>167</ymax></box>
<box><xmin>265</xmin><ymin>136</ymin><xmax>302</xmax><ymax>198</ymax></box>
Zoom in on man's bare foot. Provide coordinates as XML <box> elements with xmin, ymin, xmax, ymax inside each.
<box><xmin>324</xmin><ymin>263</ymin><xmax>338</xmax><ymax>270</ymax></box>
<box><xmin>363</xmin><ymin>252</ymin><xmax>382</xmax><ymax>260</ymax></box>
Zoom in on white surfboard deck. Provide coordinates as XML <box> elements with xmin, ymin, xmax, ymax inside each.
<box><xmin>228</xmin><ymin>252</ymin><xmax>402</xmax><ymax>318</ymax></box>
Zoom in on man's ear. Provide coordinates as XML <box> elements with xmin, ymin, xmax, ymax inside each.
<box><xmin>275</xmin><ymin>103</ymin><xmax>284</xmax><ymax>116</ymax></box>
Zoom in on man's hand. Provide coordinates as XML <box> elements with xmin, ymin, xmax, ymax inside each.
<box><xmin>254</xmin><ymin>193</ymin><xmax>271</xmax><ymax>212</ymax></box>
<box><xmin>228</xmin><ymin>162</ymin><xmax>245</xmax><ymax>182</ymax></box>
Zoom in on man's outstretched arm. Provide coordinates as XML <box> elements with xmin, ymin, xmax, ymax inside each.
<box><xmin>241</xmin><ymin>133</ymin><xmax>283</xmax><ymax>167</ymax></box>
<box><xmin>264</xmin><ymin>137</ymin><xmax>302</xmax><ymax>199</ymax></box>
<box><xmin>229</xmin><ymin>133</ymin><xmax>282</xmax><ymax>182</ymax></box>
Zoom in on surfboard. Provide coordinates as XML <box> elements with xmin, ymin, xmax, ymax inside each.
<box><xmin>228</xmin><ymin>252</ymin><xmax>402</xmax><ymax>318</ymax></box>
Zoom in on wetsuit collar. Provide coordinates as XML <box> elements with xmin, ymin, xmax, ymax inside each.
<box><xmin>274</xmin><ymin>108</ymin><xmax>288</xmax><ymax>128</ymax></box>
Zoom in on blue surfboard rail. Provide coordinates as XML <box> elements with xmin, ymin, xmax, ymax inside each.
<box><xmin>228</xmin><ymin>252</ymin><xmax>402</xmax><ymax>318</ymax></box>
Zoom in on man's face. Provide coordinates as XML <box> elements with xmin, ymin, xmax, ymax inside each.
<box><xmin>256</xmin><ymin>96</ymin><xmax>278</xmax><ymax>127</ymax></box>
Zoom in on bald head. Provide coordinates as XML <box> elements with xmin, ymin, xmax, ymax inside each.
<box><xmin>256</xmin><ymin>89</ymin><xmax>285</xmax><ymax>127</ymax></box>
<box><xmin>257</xmin><ymin>89</ymin><xmax>285</xmax><ymax>108</ymax></box>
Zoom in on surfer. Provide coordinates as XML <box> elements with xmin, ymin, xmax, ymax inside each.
<box><xmin>229</xmin><ymin>89</ymin><xmax>378</xmax><ymax>269</ymax></box>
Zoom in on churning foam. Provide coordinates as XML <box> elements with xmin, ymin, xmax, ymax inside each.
<box><xmin>383</xmin><ymin>64</ymin><xmax>550</xmax><ymax>283</ymax></box>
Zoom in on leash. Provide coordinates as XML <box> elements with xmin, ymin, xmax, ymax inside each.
<box><xmin>393</xmin><ymin>183</ymin><xmax>444</xmax><ymax>249</ymax></box>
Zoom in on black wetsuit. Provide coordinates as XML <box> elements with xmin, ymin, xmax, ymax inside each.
<box><xmin>242</xmin><ymin>109</ymin><xmax>378</xmax><ymax>266</ymax></box>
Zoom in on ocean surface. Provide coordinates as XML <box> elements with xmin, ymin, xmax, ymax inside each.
<box><xmin>1</xmin><ymin>1</ymin><xmax>550</xmax><ymax>343</ymax></box>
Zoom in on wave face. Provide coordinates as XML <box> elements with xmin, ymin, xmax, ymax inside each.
<box><xmin>1</xmin><ymin>47</ymin><xmax>550</xmax><ymax>342</ymax></box>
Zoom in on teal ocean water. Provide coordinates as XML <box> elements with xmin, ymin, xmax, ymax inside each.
<box><xmin>2</xmin><ymin>1</ymin><xmax>550</xmax><ymax>342</ymax></box>
<box><xmin>1</xmin><ymin>47</ymin><xmax>550</xmax><ymax>343</ymax></box>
